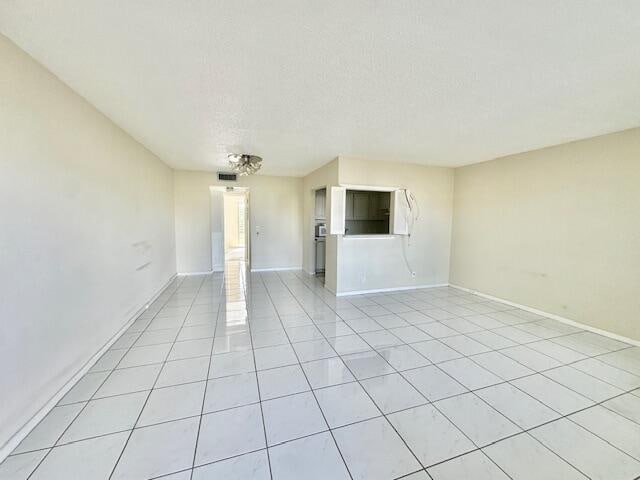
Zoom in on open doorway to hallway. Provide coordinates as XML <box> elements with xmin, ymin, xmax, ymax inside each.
<box><xmin>210</xmin><ymin>186</ymin><xmax>250</xmax><ymax>272</ymax></box>
<box><xmin>223</xmin><ymin>191</ymin><xmax>248</xmax><ymax>264</ymax></box>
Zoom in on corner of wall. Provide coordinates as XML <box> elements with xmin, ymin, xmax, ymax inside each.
<box><xmin>447</xmin><ymin>165</ymin><xmax>460</xmax><ymax>285</ymax></box>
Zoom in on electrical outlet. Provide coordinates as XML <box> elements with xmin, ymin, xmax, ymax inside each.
<box><xmin>411</xmin><ymin>271</ymin><xmax>416</xmax><ymax>278</ymax></box>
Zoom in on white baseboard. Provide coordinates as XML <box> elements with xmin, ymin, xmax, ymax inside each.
<box><xmin>250</xmin><ymin>266</ymin><xmax>302</xmax><ymax>272</ymax></box>
<box><xmin>449</xmin><ymin>284</ymin><xmax>640</xmax><ymax>348</ymax></box>
<box><xmin>178</xmin><ymin>270</ymin><xmax>215</xmax><ymax>275</ymax></box>
<box><xmin>0</xmin><ymin>273</ymin><xmax>178</xmax><ymax>463</ymax></box>
<box><xmin>336</xmin><ymin>283</ymin><xmax>449</xmax><ymax>297</ymax></box>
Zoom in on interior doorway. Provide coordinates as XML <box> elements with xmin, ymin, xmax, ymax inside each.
<box><xmin>223</xmin><ymin>192</ymin><xmax>247</xmax><ymax>263</ymax></box>
<box><xmin>210</xmin><ymin>186</ymin><xmax>250</xmax><ymax>272</ymax></box>
<box><xmin>313</xmin><ymin>187</ymin><xmax>326</xmax><ymax>285</ymax></box>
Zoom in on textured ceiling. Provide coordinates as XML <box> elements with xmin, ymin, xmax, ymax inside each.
<box><xmin>2</xmin><ymin>1</ymin><xmax>640</xmax><ymax>176</ymax></box>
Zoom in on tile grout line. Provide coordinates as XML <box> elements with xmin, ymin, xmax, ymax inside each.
<box><xmin>280</xmin><ymin>272</ymin><xmax>640</xmax><ymax>476</ymax></box>
<box><xmin>12</xmin><ymin>274</ymin><xmax>640</xmax><ymax>479</ymax></box>
<box><xmin>390</xmin><ymin>301</ymin><xmax>640</xmax><ymax>471</ymax></box>
<box><xmin>274</xmin><ymin>270</ymin><xmax>429</xmax><ymax>478</ymax></box>
<box><xmin>157</xmin><ymin>373</ymin><xmax>640</xmax><ymax>480</ymax></box>
<box><xmin>24</xmin><ymin>276</ymin><xmax>186</xmax><ymax>480</ymax></box>
<box><xmin>304</xmin><ymin>279</ymin><xmax>637</xmax><ymax>408</ymax></box>
<box><xmin>106</xmin><ymin>275</ymin><xmax>201</xmax><ymax>480</ymax></box>
<box><xmin>15</xmin><ymin>354</ymin><xmax>640</xmax><ymax>469</ymax></box>
<box><xmin>262</xmin><ymin>271</ymin><xmax>356</xmax><ymax>480</ymax></box>
<box><xmin>188</xmin><ymin>270</ymin><xmax>223</xmax><ymax>479</ymax></box>
<box><xmin>241</xmin><ymin>265</ymin><xmax>275</xmax><ymax>480</ymax></box>
<box><xmin>282</xmin><ymin>275</ymin><xmax>496</xmax><ymax>456</ymax></box>
<box><xmin>293</xmin><ymin>275</ymin><xmax>501</xmax><ymax>480</ymax></box>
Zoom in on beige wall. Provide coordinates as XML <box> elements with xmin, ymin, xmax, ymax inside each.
<box><xmin>0</xmin><ymin>35</ymin><xmax>176</xmax><ymax>450</ymax></box>
<box><xmin>450</xmin><ymin>128</ymin><xmax>640</xmax><ymax>340</ymax></box>
<box><xmin>174</xmin><ymin>170</ymin><xmax>303</xmax><ymax>272</ymax></box>
<box><xmin>336</xmin><ymin>157</ymin><xmax>454</xmax><ymax>294</ymax></box>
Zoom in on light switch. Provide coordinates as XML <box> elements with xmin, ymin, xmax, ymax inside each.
<box><xmin>255</xmin><ymin>225</ymin><xmax>260</xmax><ymax>235</ymax></box>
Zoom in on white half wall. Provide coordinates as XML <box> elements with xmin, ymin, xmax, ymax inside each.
<box><xmin>174</xmin><ymin>170</ymin><xmax>303</xmax><ymax>272</ymax></box>
<box><xmin>0</xmin><ymin>35</ymin><xmax>176</xmax><ymax>450</ymax></box>
<box><xmin>336</xmin><ymin>157</ymin><xmax>454</xmax><ymax>294</ymax></box>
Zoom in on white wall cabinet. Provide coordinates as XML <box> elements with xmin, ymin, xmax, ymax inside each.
<box><xmin>345</xmin><ymin>191</ymin><xmax>354</xmax><ymax>220</ymax></box>
<box><xmin>368</xmin><ymin>193</ymin><xmax>379</xmax><ymax>220</ymax></box>
<box><xmin>353</xmin><ymin>192</ymin><xmax>369</xmax><ymax>220</ymax></box>
<box><xmin>379</xmin><ymin>192</ymin><xmax>390</xmax><ymax>219</ymax></box>
<box><xmin>334</xmin><ymin>188</ymin><xmax>405</xmax><ymax>235</ymax></box>
<box><xmin>344</xmin><ymin>190</ymin><xmax>390</xmax><ymax>221</ymax></box>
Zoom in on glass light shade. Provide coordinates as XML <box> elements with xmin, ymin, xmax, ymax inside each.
<box><xmin>228</xmin><ymin>154</ymin><xmax>262</xmax><ymax>176</ymax></box>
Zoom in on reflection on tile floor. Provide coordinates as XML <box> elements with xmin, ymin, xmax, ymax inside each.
<box><xmin>3</xmin><ymin>260</ymin><xmax>640</xmax><ymax>479</ymax></box>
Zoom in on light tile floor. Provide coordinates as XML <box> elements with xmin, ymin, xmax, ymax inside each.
<box><xmin>2</xmin><ymin>260</ymin><xmax>640</xmax><ymax>479</ymax></box>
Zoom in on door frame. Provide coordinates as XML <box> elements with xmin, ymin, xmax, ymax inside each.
<box><xmin>210</xmin><ymin>186</ymin><xmax>251</xmax><ymax>271</ymax></box>
<box><xmin>243</xmin><ymin>190</ymin><xmax>251</xmax><ymax>269</ymax></box>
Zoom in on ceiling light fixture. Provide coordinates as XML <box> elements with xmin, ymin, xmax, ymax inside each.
<box><xmin>227</xmin><ymin>154</ymin><xmax>262</xmax><ymax>176</ymax></box>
